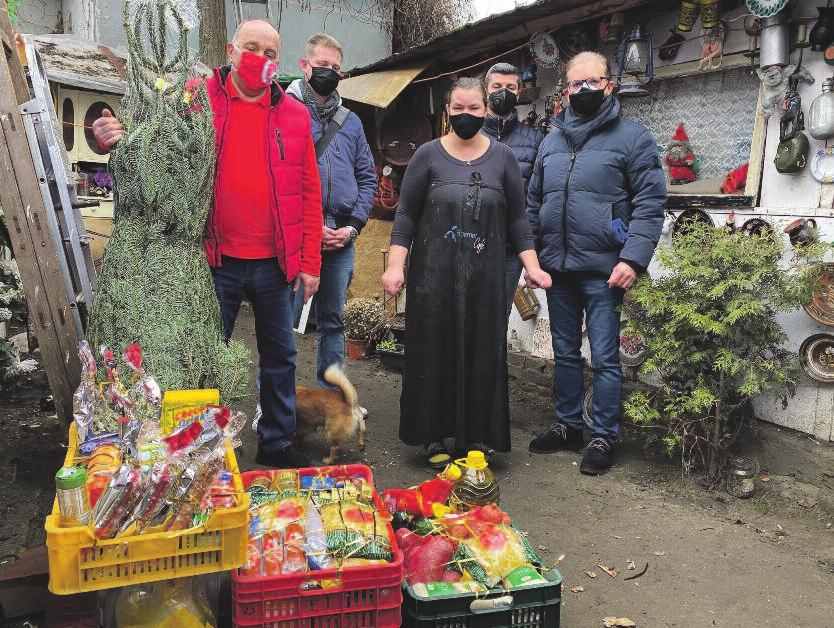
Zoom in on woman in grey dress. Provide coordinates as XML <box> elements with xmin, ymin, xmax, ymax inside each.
<box><xmin>382</xmin><ymin>77</ymin><xmax>552</xmax><ymax>467</ymax></box>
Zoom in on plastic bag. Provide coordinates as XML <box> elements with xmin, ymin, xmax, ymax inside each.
<box><xmin>321</xmin><ymin>501</ymin><xmax>393</xmax><ymax>561</ymax></box>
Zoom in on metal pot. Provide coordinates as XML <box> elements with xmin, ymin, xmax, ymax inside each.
<box><xmin>759</xmin><ymin>13</ymin><xmax>790</xmax><ymax>68</ymax></box>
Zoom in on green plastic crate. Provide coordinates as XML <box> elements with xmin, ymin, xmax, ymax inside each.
<box><xmin>402</xmin><ymin>569</ymin><xmax>562</xmax><ymax>628</ymax></box>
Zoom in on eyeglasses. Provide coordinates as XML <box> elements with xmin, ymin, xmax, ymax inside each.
<box><xmin>565</xmin><ymin>77</ymin><xmax>611</xmax><ymax>93</ymax></box>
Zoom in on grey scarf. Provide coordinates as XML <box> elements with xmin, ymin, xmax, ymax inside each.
<box><xmin>303</xmin><ymin>79</ymin><xmax>340</xmax><ymax>123</ymax></box>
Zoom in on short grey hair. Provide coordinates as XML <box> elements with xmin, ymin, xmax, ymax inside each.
<box><xmin>566</xmin><ymin>51</ymin><xmax>611</xmax><ymax>78</ymax></box>
<box><xmin>484</xmin><ymin>62</ymin><xmax>520</xmax><ymax>89</ymax></box>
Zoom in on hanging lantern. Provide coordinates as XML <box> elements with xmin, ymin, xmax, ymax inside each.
<box><xmin>809</xmin><ymin>6</ymin><xmax>834</xmax><ymax>52</ymax></box>
<box><xmin>601</xmin><ymin>12</ymin><xmax>626</xmax><ymax>45</ymax></box>
<box><xmin>617</xmin><ymin>23</ymin><xmax>654</xmax><ymax>97</ymax></box>
<box><xmin>513</xmin><ymin>285</ymin><xmax>540</xmax><ymax>321</ymax></box>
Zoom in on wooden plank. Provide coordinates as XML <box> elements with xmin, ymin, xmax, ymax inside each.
<box><xmin>0</xmin><ymin>0</ymin><xmax>80</xmax><ymax>422</ymax></box>
<box><xmin>0</xmin><ymin>8</ymin><xmax>29</xmax><ymax>104</ymax></box>
<box><xmin>653</xmin><ymin>52</ymin><xmax>752</xmax><ymax>81</ymax></box>
<box><xmin>745</xmin><ymin>85</ymin><xmax>767</xmax><ymax>202</ymax></box>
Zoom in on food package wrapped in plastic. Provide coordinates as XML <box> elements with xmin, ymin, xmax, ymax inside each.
<box><xmin>453</xmin><ymin>523</ymin><xmax>542</xmax><ymax>587</ymax></box>
<box><xmin>321</xmin><ymin>501</ymin><xmax>393</xmax><ymax>561</ymax></box>
<box><xmin>256</xmin><ymin>495</ymin><xmax>306</xmax><ymax>534</ymax></box>
<box><xmin>114</xmin><ymin>577</ymin><xmax>215</xmax><ymax>627</ymax></box>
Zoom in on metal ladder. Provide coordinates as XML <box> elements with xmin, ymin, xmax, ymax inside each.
<box><xmin>18</xmin><ymin>41</ymin><xmax>98</xmax><ymax>339</ymax></box>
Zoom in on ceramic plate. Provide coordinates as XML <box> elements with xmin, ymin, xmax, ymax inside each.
<box><xmin>745</xmin><ymin>0</ymin><xmax>790</xmax><ymax>18</ymax></box>
<box><xmin>531</xmin><ymin>33</ymin><xmax>560</xmax><ymax>69</ymax></box>
<box><xmin>740</xmin><ymin>217</ymin><xmax>774</xmax><ymax>237</ymax></box>
<box><xmin>810</xmin><ymin>147</ymin><xmax>834</xmax><ymax>183</ymax></box>
<box><xmin>804</xmin><ymin>263</ymin><xmax>834</xmax><ymax>326</ymax></box>
<box><xmin>672</xmin><ymin>208</ymin><xmax>714</xmax><ymax>238</ymax></box>
<box><xmin>800</xmin><ymin>333</ymin><xmax>834</xmax><ymax>383</ymax></box>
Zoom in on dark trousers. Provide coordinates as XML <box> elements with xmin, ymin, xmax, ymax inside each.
<box><xmin>212</xmin><ymin>256</ymin><xmax>297</xmax><ymax>454</ymax></box>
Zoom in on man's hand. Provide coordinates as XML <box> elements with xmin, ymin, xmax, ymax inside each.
<box><xmin>293</xmin><ymin>272</ymin><xmax>320</xmax><ymax>304</ymax></box>
<box><xmin>607</xmin><ymin>262</ymin><xmax>637</xmax><ymax>289</ymax></box>
<box><xmin>524</xmin><ymin>267</ymin><xmax>553</xmax><ymax>290</ymax></box>
<box><xmin>92</xmin><ymin>108</ymin><xmax>125</xmax><ymax>149</ymax></box>
<box><xmin>382</xmin><ymin>266</ymin><xmax>405</xmax><ymax>297</ymax></box>
<box><xmin>322</xmin><ymin>226</ymin><xmax>352</xmax><ymax>251</ymax></box>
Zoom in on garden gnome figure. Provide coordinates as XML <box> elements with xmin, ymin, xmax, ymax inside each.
<box><xmin>664</xmin><ymin>123</ymin><xmax>697</xmax><ymax>184</ymax></box>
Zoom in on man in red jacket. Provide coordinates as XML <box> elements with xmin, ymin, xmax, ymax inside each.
<box><xmin>93</xmin><ymin>19</ymin><xmax>322</xmax><ymax>469</ymax></box>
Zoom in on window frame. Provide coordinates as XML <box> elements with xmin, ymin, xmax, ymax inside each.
<box><xmin>635</xmin><ymin>52</ymin><xmax>766</xmax><ymax>209</ymax></box>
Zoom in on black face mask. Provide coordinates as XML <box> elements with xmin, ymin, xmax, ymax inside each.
<box><xmin>308</xmin><ymin>66</ymin><xmax>340</xmax><ymax>96</ymax></box>
<box><xmin>449</xmin><ymin>112</ymin><xmax>485</xmax><ymax>140</ymax></box>
<box><xmin>488</xmin><ymin>88</ymin><xmax>518</xmax><ymax>117</ymax></box>
<box><xmin>569</xmin><ymin>86</ymin><xmax>606</xmax><ymax>116</ymax></box>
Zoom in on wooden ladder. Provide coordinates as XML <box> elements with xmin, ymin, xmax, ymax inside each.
<box><xmin>0</xmin><ymin>0</ymin><xmax>83</xmax><ymax>422</ymax></box>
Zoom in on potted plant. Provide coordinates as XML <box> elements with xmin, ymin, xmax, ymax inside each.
<box><xmin>376</xmin><ymin>337</ymin><xmax>405</xmax><ymax>372</ymax></box>
<box><xmin>344</xmin><ymin>298</ymin><xmax>386</xmax><ymax>360</ymax></box>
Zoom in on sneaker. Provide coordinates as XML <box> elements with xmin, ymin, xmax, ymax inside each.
<box><xmin>252</xmin><ymin>403</ymin><xmax>262</xmax><ymax>433</ymax></box>
<box><xmin>255</xmin><ymin>445</ymin><xmax>312</xmax><ymax>469</ymax></box>
<box><xmin>359</xmin><ymin>406</ymin><xmax>368</xmax><ymax>418</ymax></box>
<box><xmin>580</xmin><ymin>438</ymin><xmax>614</xmax><ymax>475</ymax></box>
<box><xmin>528</xmin><ymin>423</ymin><xmax>583</xmax><ymax>454</ymax></box>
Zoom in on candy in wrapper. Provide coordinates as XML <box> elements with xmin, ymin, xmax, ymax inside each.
<box><xmin>72</xmin><ymin>342</ymin><xmax>99</xmax><ymax>441</ymax></box>
<box><xmin>133</xmin><ymin>463</ymin><xmax>174</xmax><ymax>533</ymax></box>
<box><xmin>92</xmin><ymin>464</ymin><xmax>145</xmax><ymax>539</ymax></box>
<box><xmin>166</xmin><ymin>452</ymin><xmax>224</xmax><ymax>531</ymax></box>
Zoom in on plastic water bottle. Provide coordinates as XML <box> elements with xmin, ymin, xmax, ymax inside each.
<box><xmin>448</xmin><ymin>451</ymin><xmax>499</xmax><ymax>512</ymax></box>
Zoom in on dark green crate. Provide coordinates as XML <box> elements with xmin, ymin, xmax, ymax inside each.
<box><xmin>402</xmin><ymin>569</ymin><xmax>562</xmax><ymax>628</ymax></box>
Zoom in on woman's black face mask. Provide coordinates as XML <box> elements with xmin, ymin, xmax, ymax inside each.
<box><xmin>449</xmin><ymin>113</ymin><xmax>485</xmax><ymax>139</ymax></box>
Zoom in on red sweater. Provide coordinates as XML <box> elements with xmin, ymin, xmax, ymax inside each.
<box><xmin>204</xmin><ymin>67</ymin><xmax>322</xmax><ymax>279</ymax></box>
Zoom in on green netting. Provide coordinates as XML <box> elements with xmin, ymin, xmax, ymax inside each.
<box><xmin>87</xmin><ymin>0</ymin><xmax>249</xmax><ymax>399</ymax></box>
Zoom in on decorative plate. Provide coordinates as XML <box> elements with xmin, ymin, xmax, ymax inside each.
<box><xmin>531</xmin><ymin>33</ymin><xmax>560</xmax><ymax>69</ymax></box>
<box><xmin>740</xmin><ymin>217</ymin><xmax>774</xmax><ymax>237</ymax></box>
<box><xmin>672</xmin><ymin>208</ymin><xmax>714</xmax><ymax>238</ymax></box>
<box><xmin>620</xmin><ymin>333</ymin><xmax>649</xmax><ymax>367</ymax></box>
<box><xmin>799</xmin><ymin>333</ymin><xmax>834</xmax><ymax>383</ymax></box>
<box><xmin>804</xmin><ymin>263</ymin><xmax>834</xmax><ymax>326</ymax></box>
<box><xmin>555</xmin><ymin>25</ymin><xmax>593</xmax><ymax>57</ymax></box>
<box><xmin>745</xmin><ymin>0</ymin><xmax>790</xmax><ymax>19</ymax></box>
<box><xmin>810</xmin><ymin>147</ymin><xmax>834</xmax><ymax>183</ymax></box>
<box><xmin>582</xmin><ymin>389</ymin><xmax>596</xmax><ymax>428</ymax></box>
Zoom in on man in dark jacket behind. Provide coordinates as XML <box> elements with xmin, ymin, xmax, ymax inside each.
<box><xmin>286</xmin><ymin>33</ymin><xmax>376</xmax><ymax>388</ymax></box>
<box><xmin>526</xmin><ymin>51</ymin><xmax>666</xmax><ymax>476</ymax></box>
<box><xmin>480</xmin><ymin>63</ymin><xmax>545</xmax><ymax>318</ymax></box>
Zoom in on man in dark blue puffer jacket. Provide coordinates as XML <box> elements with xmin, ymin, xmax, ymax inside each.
<box><xmin>480</xmin><ymin>63</ymin><xmax>545</xmax><ymax>319</ymax></box>
<box><xmin>527</xmin><ymin>52</ymin><xmax>666</xmax><ymax>476</ymax></box>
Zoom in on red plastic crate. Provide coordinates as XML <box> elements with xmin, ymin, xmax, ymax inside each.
<box><xmin>232</xmin><ymin>465</ymin><xmax>404</xmax><ymax>627</ymax></box>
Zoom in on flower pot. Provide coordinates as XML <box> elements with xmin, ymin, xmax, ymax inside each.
<box><xmin>346</xmin><ymin>338</ymin><xmax>370</xmax><ymax>360</ymax></box>
<box><xmin>377</xmin><ymin>344</ymin><xmax>405</xmax><ymax>372</ymax></box>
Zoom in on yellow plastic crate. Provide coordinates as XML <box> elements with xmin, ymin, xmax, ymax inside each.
<box><xmin>46</xmin><ymin>422</ymin><xmax>249</xmax><ymax>595</ymax></box>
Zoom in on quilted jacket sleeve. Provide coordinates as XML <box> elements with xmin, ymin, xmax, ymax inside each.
<box><xmin>620</xmin><ymin>128</ymin><xmax>666</xmax><ymax>271</ymax></box>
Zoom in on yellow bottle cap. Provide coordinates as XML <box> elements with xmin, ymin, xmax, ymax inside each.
<box><xmin>461</xmin><ymin>450</ymin><xmax>488</xmax><ymax>470</ymax></box>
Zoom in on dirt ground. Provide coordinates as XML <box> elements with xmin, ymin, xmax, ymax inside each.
<box><xmin>1</xmin><ymin>304</ymin><xmax>832</xmax><ymax>626</ymax></box>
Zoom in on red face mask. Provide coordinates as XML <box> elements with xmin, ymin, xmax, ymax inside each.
<box><xmin>232</xmin><ymin>47</ymin><xmax>278</xmax><ymax>92</ymax></box>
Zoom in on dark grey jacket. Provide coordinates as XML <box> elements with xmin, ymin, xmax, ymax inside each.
<box><xmin>527</xmin><ymin>97</ymin><xmax>666</xmax><ymax>275</ymax></box>
<box><xmin>481</xmin><ymin>110</ymin><xmax>544</xmax><ymax>195</ymax></box>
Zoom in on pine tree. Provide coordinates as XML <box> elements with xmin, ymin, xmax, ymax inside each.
<box><xmin>623</xmin><ymin>222</ymin><xmax>829</xmax><ymax>481</ymax></box>
<box><xmin>87</xmin><ymin>0</ymin><xmax>249</xmax><ymax>398</ymax></box>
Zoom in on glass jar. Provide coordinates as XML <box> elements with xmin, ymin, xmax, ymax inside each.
<box><xmin>809</xmin><ymin>78</ymin><xmax>834</xmax><ymax>140</ymax></box>
<box><xmin>726</xmin><ymin>458</ymin><xmax>757</xmax><ymax>499</ymax></box>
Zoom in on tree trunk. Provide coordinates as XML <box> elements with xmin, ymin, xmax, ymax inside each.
<box><xmin>197</xmin><ymin>0</ymin><xmax>227</xmax><ymax>68</ymax></box>
<box><xmin>707</xmin><ymin>373</ymin><xmax>724</xmax><ymax>481</ymax></box>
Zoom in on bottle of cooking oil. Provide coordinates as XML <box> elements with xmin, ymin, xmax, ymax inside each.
<box><xmin>448</xmin><ymin>451</ymin><xmax>499</xmax><ymax>512</ymax></box>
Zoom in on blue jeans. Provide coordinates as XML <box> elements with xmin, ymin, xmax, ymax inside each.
<box><xmin>212</xmin><ymin>256</ymin><xmax>297</xmax><ymax>454</ymax></box>
<box><xmin>547</xmin><ymin>272</ymin><xmax>624</xmax><ymax>443</ymax></box>
<box><xmin>505</xmin><ymin>250</ymin><xmax>522</xmax><ymax>320</ymax></box>
<box><xmin>294</xmin><ymin>242</ymin><xmax>355</xmax><ymax>388</ymax></box>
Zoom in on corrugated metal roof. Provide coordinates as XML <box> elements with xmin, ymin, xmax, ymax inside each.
<box><xmin>348</xmin><ymin>0</ymin><xmax>649</xmax><ymax>76</ymax></box>
<box><xmin>24</xmin><ymin>34</ymin><xmax>128</xmax><ymax>94</ymax></box>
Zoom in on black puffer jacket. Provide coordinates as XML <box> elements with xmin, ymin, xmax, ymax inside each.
<box><xmin>481</xmin><ymin>110</ymin><xmax>544</xmax><ymax>195</ymax></box>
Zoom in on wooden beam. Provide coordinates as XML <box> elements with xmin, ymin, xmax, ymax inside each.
<box><xmin>745</xmin><ymin>86</ymin><xmax>767</xmax><ymax>202</ymax></box>
<box><xmin>0</xmin><ymin>0</ymin><xmax>80</xmax><ymax>422</ymax></box>
<box><xmin>653</xmin><ymin>52</ymin><xmax>752</xmax><ymax>80</ymax></box>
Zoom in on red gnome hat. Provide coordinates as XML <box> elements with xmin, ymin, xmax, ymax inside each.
<box><xmin>671</xmin><ymin>123</ymin><xmax>689</xmax><ymax>143</ymax></box>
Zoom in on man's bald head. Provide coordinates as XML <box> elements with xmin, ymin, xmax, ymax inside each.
<box><xmin>228</xmin><ymin>18</ymin><xmax>280</xmax><ymax>61</ymax></box>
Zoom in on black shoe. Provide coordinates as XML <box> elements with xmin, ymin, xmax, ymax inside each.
<box><xmin>580</xmin><ymin>438</ymin><xmax>614</xmax><ymax>475</ymax></box>
<box><xmin>528</xmin><ymin>423</ymin><xmax>583</xmax><ymax>454</ymax></box>
<box><xmin>255</xmin><ymin>445</ymin><xmax>312</xmax><ymax>469</ymax></box>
